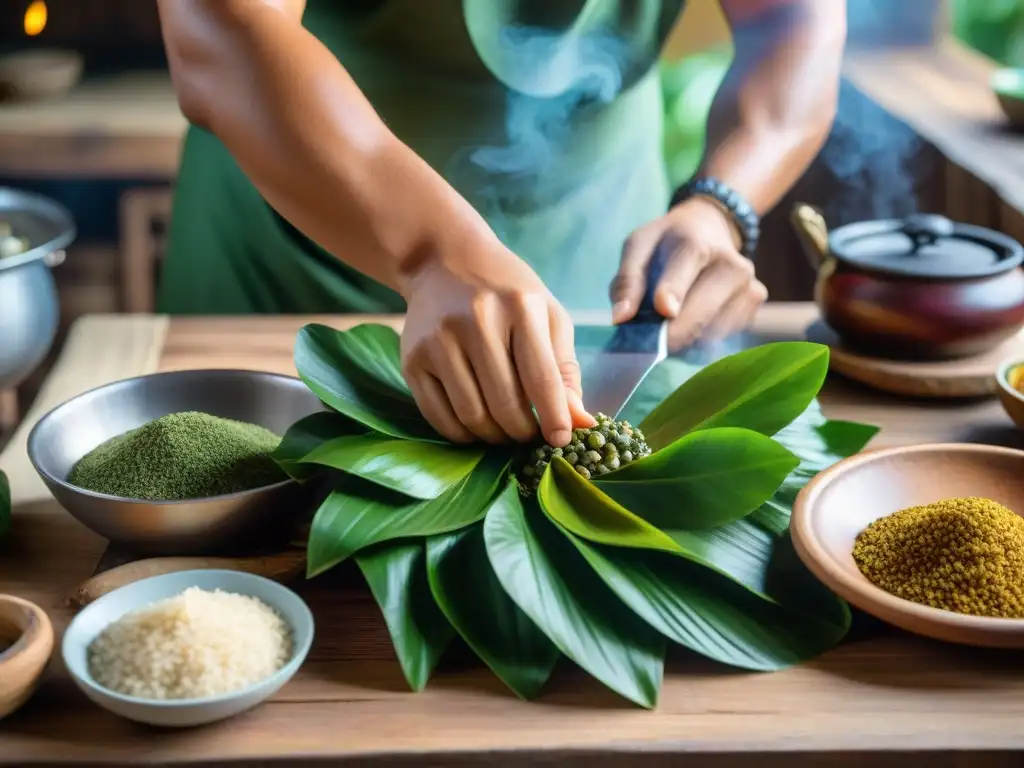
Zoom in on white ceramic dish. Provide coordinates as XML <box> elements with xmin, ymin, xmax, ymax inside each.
<box><xmin>61</xmin><ymin>569</ymin><xmax>314</xmax><ymax>727</ymax></box>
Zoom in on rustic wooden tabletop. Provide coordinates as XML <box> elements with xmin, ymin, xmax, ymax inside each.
<box><xmin>2</xmin><ymin>304</ymin><xmax>1024</xmax><ymax>767</ymax></box>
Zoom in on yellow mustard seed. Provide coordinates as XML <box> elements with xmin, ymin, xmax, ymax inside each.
<box><xmin>852</xmin><ymin>497</ymin><xmax>1024</xmax><ymax>618</ymax></box>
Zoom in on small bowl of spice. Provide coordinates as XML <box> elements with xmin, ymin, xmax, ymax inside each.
<box><xmin>996</xmin><ymin>356</ymin><xmax>1024</xmax><ymax>429</ymax></box>
<box><xmin>27</xmin><ymin>369</ymin><xmax>325</xmax><ymax>555</ymax></box>
<box><xmin>791</xmin><ymin>443</ymin><xmax>1024</xmax><ymax>648</ymax></box>
<box><xmin>61</xmin><ymin>569</ymin><xmax>314</xmax><ymax>727</ymax></box>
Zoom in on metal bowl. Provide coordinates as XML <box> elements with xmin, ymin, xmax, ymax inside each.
<box><xmin>0</xmin><ymin>187</ymin><xmax>76</xmax><ymax>391</ymax></box>
<box><xmin>27</xmin><ymin>369</ymin><xmax>325</xmax><ymax>555</ymax></box>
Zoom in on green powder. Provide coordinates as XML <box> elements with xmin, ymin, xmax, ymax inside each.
<box><xmin>68</xmin><ymin>411</ymin><xmax>286</xmax><ymax>501</ymax></box>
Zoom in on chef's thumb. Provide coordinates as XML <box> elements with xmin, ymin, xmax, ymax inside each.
<box><xmin>611</xmin><ymin>224</ymin><xmax>663</xmax><ymax>324</ymax></box>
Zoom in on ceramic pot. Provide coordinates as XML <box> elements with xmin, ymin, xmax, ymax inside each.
<box><xmin>791</xmin><ymin>204</ymin><xmax>1024</xmax><ymax>360</ymax></box>
<box><xmin>0</xmin><ymin>188</ymin><xmax>75</xmax><ymax>390</ymax></box>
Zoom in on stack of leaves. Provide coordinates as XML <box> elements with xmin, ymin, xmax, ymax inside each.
<box><xmin>273</xmin><ymin>323</ymin><xmax>879</xmax><ymax>707</ymax></box>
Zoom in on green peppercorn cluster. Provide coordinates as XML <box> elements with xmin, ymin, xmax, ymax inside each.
<box><xmin>517</xmin><ymin>413</ymin><xmax>651</xmax><ymax>494</ymax></box>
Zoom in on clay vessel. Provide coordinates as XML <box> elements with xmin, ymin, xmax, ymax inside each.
<box><xmin>792</xmin><ymin>204</ymin><xmax>1024</xmax><ymax>360</ymax></box>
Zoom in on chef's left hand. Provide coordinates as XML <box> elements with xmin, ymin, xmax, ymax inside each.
<box><xmin>610</xmin><ymin>197</ymin><xmax>767</xmax><ymax>350</ymax></box>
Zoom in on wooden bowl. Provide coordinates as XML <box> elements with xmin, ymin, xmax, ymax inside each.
<box><xmin>791</xmin><ymin>443</ymin><xmax>1024</xmax><ymax>648</ymax></box>
<box><xmin>0</xmin><ymin>595</ymin><xmax>54</xmax><ymax>718</ymax></box>
<box><xmin>996</xmin><ymin>355</ymin><xmax>1024</xmax><ymax>428</ymax></box>
<box><xmin>0</xmin><ymin>50</ymin><xmax>83</xmax><ymax>103</ymax></box>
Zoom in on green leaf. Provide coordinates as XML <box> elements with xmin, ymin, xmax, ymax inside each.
<box><xmin>289</xmin><ymin>433</ymin><xmax>484</xmax><ymax>500</ymax></box>
<box><xmin>0</xmin><ymin>469</ymin><xmax>10</xmax><ymax>539</ymax></box>
<box><xmin>426</xmin><ymin>513</ymin><xmax>559</xmax><ymax>700</ymax></box>
<box><xmin>639</xmin><ymin>342</ymin><xmax>829</xmax><ymax>450</ymax></box>
<box><xmin>272</xmin><ymin>411</ymin><xmax>366</xmax><ymax>481</ymax></box>
<box><xmin>538</xmin><ymin>458</ymin><xmax>683</xmax><ymax>555</ymax></box>
<box><xmin>356</xmin><ymin>540</ymin><xmax>456</xmax><ymax>691</ymax></box>
<box><xmin>752</xmin><ymin>402</ymin><xmax>879</xmax><ymax>535</ymax></box>
<box><xmin>306</xmin><ymin>454</ymin><xmax>510</xmax><ymax>577</ymax></box>
<box><xmin>664</xmin><ymin>519</ymin><xmax>783</xmax><ymax>600</ymax></box>
<box><xmin>593</xmin><ymin>427</ymin><xmax>800</xmax><ymax>530</ymax></box>
<box><xmin>484</xmin><ymin>490</ymin><xmax>666</xmax><ymax>708</ymax></box>
<box><xmin>294</xmin><ymin>323</ymin><xmax>442</xmax><ymax>442</ymax></box>
<box><xmin>564</xmin><ymin>535</ymin><xmax>849</xmax><ymax>671</ymax></box>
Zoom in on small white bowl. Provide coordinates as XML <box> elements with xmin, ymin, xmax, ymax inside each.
<box><xmin>62</xmin><ymin>569</ymin><xmax>314</xmax><ymax>727</ymax></box>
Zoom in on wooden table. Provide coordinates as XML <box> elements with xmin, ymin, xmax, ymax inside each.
<box><xmin>4</xmin><ymin>304</ymin><xmax>1024</xmax><ymax>767</ymax></box>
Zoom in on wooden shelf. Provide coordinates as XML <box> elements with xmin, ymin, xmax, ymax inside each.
<box><xmin>0</xmin><ymin>72</ymin><xmax>185</xmax><ymax>179</ymax></box>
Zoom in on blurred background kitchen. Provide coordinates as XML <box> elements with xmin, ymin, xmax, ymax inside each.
<box><xmin>0</xmin><ymin>0</ymin><xmax>1021</xmax><ymax>435</ymax></box>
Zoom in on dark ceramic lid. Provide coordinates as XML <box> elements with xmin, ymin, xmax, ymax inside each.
<box><xmin>829</xmin><ymin>213</ymin><xmax>1024</xmax><ymax>279</ymax></box>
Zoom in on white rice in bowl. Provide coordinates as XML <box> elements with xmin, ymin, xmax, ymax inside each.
<box><xmin>87</xmin><ymin>586</ymin><xmax>293</xmax><ymax>700</ymax></box>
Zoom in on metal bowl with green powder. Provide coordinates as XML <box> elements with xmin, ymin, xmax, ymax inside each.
<box><xmin>28</xmin><ymin>370</ymin><xmax>325</xmax><ymax>555</ymax></box>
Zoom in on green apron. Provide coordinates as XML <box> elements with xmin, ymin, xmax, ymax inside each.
<box><xmin>158</xmin><ymin>0</ymin><xmax>684</xmax><ymax>314</ymax></box>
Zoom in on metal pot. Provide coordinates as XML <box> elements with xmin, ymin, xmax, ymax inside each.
<box><xmin>0</xmin><ymin>188</ymin><xmax>75</xmax><ymax>390</ymax></box>
<box><xmin>791</xmin><ymin>203</ymin><xmax>1024</xmax><ymax>360</ymax></box>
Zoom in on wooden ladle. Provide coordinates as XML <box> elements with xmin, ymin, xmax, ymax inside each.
<box><xmin>0</xmin><ymin>595</ymin><xmax>54</xmax><ymax>719</ymax></box>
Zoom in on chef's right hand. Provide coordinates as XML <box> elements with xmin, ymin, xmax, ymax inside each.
<box><xmin>400</xmin><ymin>238</ymin><xmax>595</xmax><ymax>448</ymax></box>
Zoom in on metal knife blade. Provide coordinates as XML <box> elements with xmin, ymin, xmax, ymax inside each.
<box><xmin>578</xmin><ymin>249</ymin><xmax>669</xmax><ymax>418</ymax></box>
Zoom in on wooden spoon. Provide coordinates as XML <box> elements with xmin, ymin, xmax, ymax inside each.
<box><xmin>0</xmin><ymin>595</ymin><xmax>55</xmax><ymax>719</ymax></box>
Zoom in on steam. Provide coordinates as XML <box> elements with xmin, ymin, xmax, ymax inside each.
<box><xmin>819</xmin><ymin>80</ymin><xmax>922</xmax><ymax>221</ymax></box>
<box><xmin>448</xmin><ymin>26</ymin><xmax>631</xmax><ymax>246</ymax></box>
<box><xmin>819</xmin><ymin>0</ymin><xmax>924</xmax><ymax>220</ymax></box>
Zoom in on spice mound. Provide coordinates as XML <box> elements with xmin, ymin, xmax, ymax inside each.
<box><xmin>87</xmin><ymin>587</ymin><xmax>293</xmax><ymax>700</ymax></box>
<box><xmin>68</xmin><ymin>411</ymin><xmax>286</xmax><ymax>500</ymax></box>
<box><xmin>853</xmin><ymin>497</ymin><xmax>1024</xmax><ymax>618</ymax></box>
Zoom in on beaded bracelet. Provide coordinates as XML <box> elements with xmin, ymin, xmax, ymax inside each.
<box><xmin>670</xmin><ymin>177</ymin><xmax>760</xmax><ymax>259</ymax></box>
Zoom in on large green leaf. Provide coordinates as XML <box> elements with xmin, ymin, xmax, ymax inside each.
<box><xmin>272</xmin><ymin>411</ymin><xmax>367</xmax><ymax>481</ymax></box>
<box><xmin>593</xmin><ymin>427</ymin><xmax>799</xmax><ymax>530</ymax></box>
<box><xmin>0</xmin><ymin>469</ymin><xmax>10</xmax><ymax>539</ymax></box>
<box><xmin>289</xmin><ymin>432</ymin><xmax>484</xmax><ymax>500</ymax></box>
<box><xmin>306</xmin><ymin>454</ymin><xmax>510</xmax><ymax>577</ymax></box>
<box><xmin>356</xmin><ymin>540</ymin><xmax>456</xmax><ymax>692</ymax></box>
<box><xmin>538</xmin><ymin>458</ymin><xmax>683</xmax><ymax>556</ymax></box>
<box><xmin>483</xmin><ymin>489</ymin><xmax>666</xmax><ymax>708</ymax></box>
<box><xmin>294</xmin><ymin>323</ymin><xmax>442</xmax><ymax>442</ymax></box>
<box><xmin>564</xmin><ymin>535</ymin><xmax>849</xmax><ymax>671</ymax></box>
<box><xmin>639</xmin><ymin>342</ymin><xmax>829</xmax><ymax>450</ymax></box>
<box><xmin>426</xmin><ymin>510</ymin><xmax>559</xmax><ymax>700</ymax></box>
<box><xmin>752</xmin><ymin>402</ymin><xmax>879</xmax><ymax>535</ymax></box>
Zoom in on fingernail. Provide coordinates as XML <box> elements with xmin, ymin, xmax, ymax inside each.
<box><xmin>611</xmin><ymin>300</ymin><xmax>631</xmax><ymax>324</ymax></box>
<box><xmin>550</xmin><ymin>429</ymin><xmax>571</xmax><ymax>447</ymax></box>
<box><xmin>663</xmin><ymin>293</ymin><xmax>681</xmax><ymax>317</ymax></box>
<box><xmin>567</xmin><ymin>391</ymin><xmax>597</xmax><ymax>426</ymax></box>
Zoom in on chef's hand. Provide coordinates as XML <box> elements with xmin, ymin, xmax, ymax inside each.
<box><xmin>401</xmin><ymin>238</ymin><xmax>595</xmax><ymax>447</ymax></box>
<box><xmin>611</xmin><ymin>197</ymin><xmax>767</xmax><ymax>349</ymax></box>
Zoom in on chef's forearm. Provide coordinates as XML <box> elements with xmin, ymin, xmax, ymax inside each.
<box><xmin>695</xmin><ymin>0</ymin><xmax>847</xmax><ymax>215</ymax></box>
<box><xmin>156</xmin><ymin>0</ymin><xmax>485</xmax><ymax>295</ymax></box>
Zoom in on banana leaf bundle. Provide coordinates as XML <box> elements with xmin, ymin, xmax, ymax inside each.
<box><xmin>273</xmin><ymin>323</ymin><xmax>878</xmax><ymax>707</ymax></box>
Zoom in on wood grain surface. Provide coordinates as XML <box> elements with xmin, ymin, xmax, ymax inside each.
<box><xmin>3</xmin><ymin>304</ymin><xmax>1024</xmax><ymax>767</ymax></box>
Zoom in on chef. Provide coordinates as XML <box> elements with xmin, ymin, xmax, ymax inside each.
<box><xmin>155</xmin><ymin>0</ymin><xmax>846</xmax><ymax>447</ymax></box>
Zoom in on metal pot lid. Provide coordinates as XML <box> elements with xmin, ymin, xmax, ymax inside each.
<box><xmin>829</xmin><ymin>213</ymin><xmax>1024</xmax><ymax>279</ymax></box>
<box><xmin>0</xmin><ymin>187</ymin><xmax>75</xmax><ymax>273</ymax></box>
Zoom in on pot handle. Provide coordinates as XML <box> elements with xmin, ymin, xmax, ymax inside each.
<box><xmin>790</xmin><ymin>203</ymin><xmax>831</xmax><ymax>271</ymax></box>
